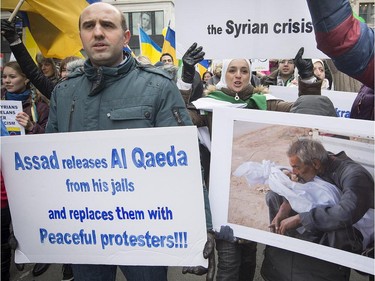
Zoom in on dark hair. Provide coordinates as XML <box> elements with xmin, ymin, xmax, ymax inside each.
<box><xmin>202</xmin><ymin>71</ymin><xmax>213</xmax><ymax>80</ymax></box>
<box><xmin>160</xmin><ymin>53</ymin><xmax>174</xmax><ymax>62</ymax></box>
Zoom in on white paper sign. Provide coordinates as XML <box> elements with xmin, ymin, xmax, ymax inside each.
<box><xmin>268</xmin><ymin>85</ymin><xmax>358</xmax><ymax>118</ymax></box>
<box><xmin>1</xmin><ymin>126</ymin><xmax>208</xmax><ymax>267</ymax></box>
<box><xmin>209</xmin><ymin>108</ymin><xmax>374</xmax><ymax>274</ymax></box>
<box><xmin>175</xmin><ymin>0</ymin><xmax>326</xmax><ymax>59</ymax></box>
<box><xmin>251</xmin><ymin>59</ymin><xmax>269</xmax><ymax>72</ymax></box>
<box><xmin>0</xmin><ymin>100</ymin><xmax>25</xmax><ymax>135</ymax></box>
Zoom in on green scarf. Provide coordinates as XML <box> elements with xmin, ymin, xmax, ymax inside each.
<box><xmin>207</xmin><ymin>90</ymin><xmax>267</xmax><ymax>110</ymax></box>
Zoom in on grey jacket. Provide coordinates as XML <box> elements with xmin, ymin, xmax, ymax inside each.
<box><xmin>46</xmin><ymin>54</ymin><xmax>192</xmax><ymax>133</ymax></box>
<box><xmin>290</xmin><ymin>79</ymin><xmax>337</xmax><ymax>117</ymax></box>
<box><xmin>300</xmin><ymin>152</ymin><xmax>374</xmax><ymax>252</ymax></box>
<box><xmin>290</xmin><ymin>95</ymin><xmax>337</xmax><ymax>117</ymax></box>
<box><xmin>46</xmin><ymin>54</ymin><xmax>213</xmax><ymax>230</ymax></box>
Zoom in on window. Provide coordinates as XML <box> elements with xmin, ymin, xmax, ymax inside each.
<box><xmin>124</xmin><ymin>11</ymin><xmax>165</xmax><ymax>56</ymax></box>
<box><xmin>359</xmin><ymin>2</ymin><xmax>375</xmax><ymax>26</ymax></box>
<box><xmin>125</xmin><ymin>11</ymin><xmax>164</xmax><ymax>36</ymax></box>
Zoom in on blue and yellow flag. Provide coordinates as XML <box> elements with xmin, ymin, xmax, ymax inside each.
<box><xmin>197</xmin><ymin>59</ymin><xmax>210</xmax><ymax>78</ymax></box>
<box><xmin>139</xmin><ymin>27</ymin><xmax>161</xmax><ymax>65</ymax></box>
<box><xmin>123</xmin><ymin>45</ymin><xmax>136</xmax><ymax>57</ymax></box>
<box><xmin>161</xmin><ymin>26</ymin><xmax>177</xmax><ymax>66</ymax></box>
<box><xmin>2</xmin><ymin>0</ymin><xmax>100</xmax><ymax>59</ymax></box>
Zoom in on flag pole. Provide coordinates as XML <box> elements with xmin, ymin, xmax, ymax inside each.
<box><xmin>8</xmin><ymin>0</ymin><xmax>26</xmax><ymax>22</ymax></box>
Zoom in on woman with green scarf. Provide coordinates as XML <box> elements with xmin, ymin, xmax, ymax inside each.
<box><xmin>207</xmin><ymin>59</ymin><xmax>266</xmax><ymax>109</ymax></box>
<box><xmin>191</xmin><ymin>59</ymin><xmax>267</xmax><ymax>137</ymax></box>
<box><xmin>190</xmin><ymin>59</ymin><xmax>261</xmax><ymax>281</ymax></box>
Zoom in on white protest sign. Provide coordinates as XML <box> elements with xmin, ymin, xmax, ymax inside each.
<box><xmin>251</xmin><ymin>59</ymin><xmax>269</xmax><ymax>72</ymax></box>
<box><xmin>1</xmin><ymin>126</ymin><xmax>208</xmax><ymax>267</ymax></box>
<box><xmin>209</xmin><ymin>108</ymin><xmax>374</xmax><ymax>274</ymax></box>
<box><xmin>0</xmin><ymin>100</ymin><xmax>25</xmax><ymax>135</ymax></box>
<box><xmin>175</xmin><ymin>0</ymin><xmax>326</xmax><ymax>59</ymax></box>
<box><xmin>268</xmin><ymin>85</ymin><xmax>358</xmax><ymax>118</ymax></box>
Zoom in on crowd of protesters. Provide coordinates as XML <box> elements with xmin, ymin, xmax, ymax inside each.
<box><xmin>1</xmin><ymin>0</ymin><xmax>373</xmax><ymax>281</ymax></box>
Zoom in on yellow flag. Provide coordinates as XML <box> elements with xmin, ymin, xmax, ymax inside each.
<box><xmin>2</xmin><ymin>0</ymin><xmax>93</xmax><ymax>59</ymax></box>
<box><xmin>23</xmin><ymin>26</ymin><xmax>40</xmax><ymax>63</ymax></box>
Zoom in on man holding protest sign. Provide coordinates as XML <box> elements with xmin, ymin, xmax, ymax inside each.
<box><xmin>45</xmin><ymin>2</ymin><xmax>214</xmax><ymax>281</ymax></box>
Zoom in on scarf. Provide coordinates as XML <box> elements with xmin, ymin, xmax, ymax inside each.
<box><xmin>209</xmin><ymin>85</ymin><xmax>267</xmax><ymax>110</ymax></box>
<box><xmin>6</xmin><ymin>89</ymin><xmax>31</xmax><ymax>101</ymax></box>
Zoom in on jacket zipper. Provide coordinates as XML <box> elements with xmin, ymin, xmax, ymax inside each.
<box><xmin>68</xmin><ymin>99</ymin><xmax>75</xmax><ymax>132</ymax></box>
<box><xmin>172</xmin><ymin>108</ymin><xmax>184</xmax><ymax>126</ymax></box>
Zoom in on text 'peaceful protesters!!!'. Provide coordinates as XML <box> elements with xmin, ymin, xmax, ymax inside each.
<box><xmin>41</xmin><ymin>205</ymin><xmax>183</xmax><ymax>251</ymax></box>
<box><xmin>39</xmin><ymin>228</ymin><xmax>188</xmax><ymax>250</ymax></box>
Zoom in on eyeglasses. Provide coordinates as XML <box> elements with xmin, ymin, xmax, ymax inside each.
<box><xmin>279</xmin><ymin>60</ymin><xmax>294</xmax><ymax>65</ymax></box>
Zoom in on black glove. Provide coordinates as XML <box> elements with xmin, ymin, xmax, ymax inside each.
<box><xmin>214</xmin><ymin>225</ymin><xmax>238</xmax><ymax>243</ymax></box>
<box><xmin>1</xmin><ymin>19</ymin><xmax>20</xmax><ymax>44</ymax></box>
<box><xmin>8</xmin><ymin>232</ymin><xmax>24</xmax><ymax>271</ymax></box>
<box><xmin>294</xmin><ymin>47</ymin><xmax>314</xmax><ymax>80</ymax></box>
<box><xmin>182</xmin><ymin>231</ymin><xmax>215</xmax><ymax>281</ymax></box>
<box><xmin>181</xmin><ymin>42</ymin><xmax>205</xmax><ymax>84</ymax></box>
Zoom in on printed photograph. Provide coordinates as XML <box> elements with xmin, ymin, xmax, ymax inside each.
<box><xmin>228</xmin><ymin>122</ymin><xmax>308</xmax><ymax>231</ymax></box>
<box><xmin>227</xmin><ymin>119</ymin><xmax>374</xmax><ymax>257</ymax></box>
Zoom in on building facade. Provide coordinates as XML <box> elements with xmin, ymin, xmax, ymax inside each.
<box><xmin>103</xmin><ymin>0</ymin><xmax>175</xmax><ymax>55</ymax></box>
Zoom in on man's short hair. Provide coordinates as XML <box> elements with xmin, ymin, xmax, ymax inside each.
<box><xmin>287</xmin><ymin>138</ymin><xmax>329</xmax><ymax>166</ymax></box>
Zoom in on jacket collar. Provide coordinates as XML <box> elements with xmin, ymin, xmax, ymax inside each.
<box><xmin>82</xmin><ymin>52</ymin><xmax>136</xmax><ymax>96</ymax></box>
